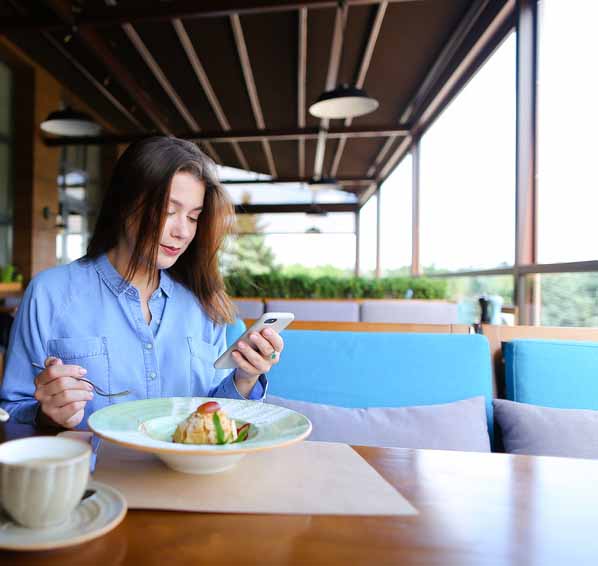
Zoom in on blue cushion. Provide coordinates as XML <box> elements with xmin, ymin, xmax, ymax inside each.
<box><xmin>225</xmin><ymin>318</ymin><xmax>246</xmax><ymax>347</ymax></box>
<box><xmin>503</xmin><ymin>339</ymin><xmax>598</xmax><ymax>409</ymax></box>
<box><xmin>268</xmin><ymin>331</ymin><xmax>493</xmax><ymax>437</ymax></box>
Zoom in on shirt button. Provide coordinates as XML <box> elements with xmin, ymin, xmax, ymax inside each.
<box><xmin>145</xmin><ymin>343</ymin><xmax>153</xmax><ymax>350</ymax></box>
<box><xmin>158</xmin><ymin>291</ymin><xmax>162</xmax><ymax>298</ymax></box>
<box><xmin>149</xmin><ymin>372</ymin><xmax>157</xmax><ymax>379</ymax></box>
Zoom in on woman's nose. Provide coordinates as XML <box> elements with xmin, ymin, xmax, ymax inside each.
<box><xmin>172</xmin><ymin>216</ymin><xmax>192</xmax><ymax>239</ymax></box>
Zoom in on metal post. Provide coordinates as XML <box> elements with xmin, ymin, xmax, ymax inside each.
<box><xmin>411</xmin><ymin>141</ymin><xmax>421</xmax><ymax>276</ymax></box>
<box><xmin>515</xmin><ymin>0</ymin><xmax>538</xmax><ymax>324</ymax></box>
<box><xmin>375</xmin><ymin>185</ymin><xmax>381</xmax><ymax>278</ymax></box>
<box><xmin>355</xmin><ymin>209</ymin><xmax>360</xmax><ymax>277</ymax></box>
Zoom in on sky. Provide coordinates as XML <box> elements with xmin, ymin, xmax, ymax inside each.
<box><xmin>219</xmin><ymin>0</ymin><xmax>598</xmax><ymax>274</ymax></box>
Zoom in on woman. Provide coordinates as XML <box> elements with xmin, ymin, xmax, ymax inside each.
<box><xmin>0</xmin><ymin>137</ymin><xmax>283</xmax><ymax>428</ymax></box>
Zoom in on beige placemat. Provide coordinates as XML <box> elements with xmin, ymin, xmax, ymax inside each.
<box><xmin>87</xmin><ymin>439</ymin><xmax>416</xmax><ymax>516</ymax></box>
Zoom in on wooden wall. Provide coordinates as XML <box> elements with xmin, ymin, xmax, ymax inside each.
<box><xmin>0</xmin><ymin>36</ymin><xmax>117</xmax><ymax>283</ymax></box>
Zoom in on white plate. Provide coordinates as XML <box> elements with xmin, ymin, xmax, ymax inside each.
<box><xmin>0</xmin><ymin>481</ymin><xmax>127</xmax><ymax>551</ymax></box>
<box><xmin>88</xmin><ymin>397</ymin><xmax>312</xmax><ymax>474</ymax></box>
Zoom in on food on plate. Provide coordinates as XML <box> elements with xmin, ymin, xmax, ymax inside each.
<box><xmin>172</xmin><ymin>401</ymin><xmax>251</xmax><ymax>445</ymax></box>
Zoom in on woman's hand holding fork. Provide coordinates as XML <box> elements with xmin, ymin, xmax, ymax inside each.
<box><xmin>33</xmin><ymin>357</ymin><xmax>94</xmax><ymax>428</ymax></box>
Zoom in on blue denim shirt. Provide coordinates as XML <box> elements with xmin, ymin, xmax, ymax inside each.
<box><xmin>0</xmin><ymin>254</ymin><xmax>266</xmax><ymax>426</ymax></box>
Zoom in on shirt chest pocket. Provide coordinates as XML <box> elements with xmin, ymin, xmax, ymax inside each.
<box><xmin>46</xmin><ymin>336</ymin><xmax>111</xmax><ymax>407</ymax></box>
<box><xmin>186</xmin><ymin>337</ymin><xmax>218</xmax><ymax>395</ymax></box>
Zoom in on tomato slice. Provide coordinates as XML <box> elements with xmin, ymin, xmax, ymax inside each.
<box><xmin>235</xmin><ymin>423</ymin><xmax>250</xmax><ymax>442</ymax></box>
<box><xmin>237</xmin><ymin>423</ymin><xmax>250</xmax><ymax>436</ymax></box>
<box><xmin>196</xmin><ymin>401</ymin><xmax>220</xmax><ymax>414</ymax></box>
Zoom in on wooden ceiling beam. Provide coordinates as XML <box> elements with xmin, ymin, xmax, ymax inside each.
<box><xmin>366</xmin><ymin>135</ymin><xmax>398</xmax><ymax>177</ymax></box>
<box><xmin>173</xmin><ymin>18</ymin><xmax>250</xmax><ymax>170</ymax></box>
<box><xmin>330</xmin><ymin>1</ymin><xmax>387</xmax><ymax>177</ymax></box>
<box><xmin>230</xmin><ymin>14</ymin><xmax>277</xmax><ymax>177</ymax></box>
<box><xmin>222</xmin><ymin>176</ymin><xmax>374</xmax><ymax>185</ymax></box>
<box><xmin>365</xmin><ymin>0</ymin><xmax>498</xmax><ymax>184</ymax></box>
<box><xmin>399</xmin><ymin>0</ymin><xmax>491</xmax><ymax>126</ymax></box>
<box><xmin>121</xmin><ymin>22</ymin><xmax>221</xmax><ymax>163</ymax></box>
<box><xmin>0</xmin><ymin>1</ymin><xmax>422</xmax><ymax>33</ymax></box>
<box><xmin>358</xmin><ymin>182</ymin><xmax>379</xmax><ymax>207</ymax></box>
<box><xmin>41</xmin><ymin>0</ymin><xmax>173</xmax><ymax>135</ymax></box>
<box><xmin>377</xmin><ymin>1</ymin><xmax>514</xmax><ymax>184</ymax></box>
<box><xmin>42</xmin><ymin>125</ymin><xmax>410</xmax><ymax>146</ymax></box>
<box><xmin>4</xmin><ymin>0</ymin><xmax>145</xmax><ymax>132</ymax></box>
<box><xmin>236</xmin><ymin>202</ymin><xmax>358</xmax><ymax>214</ymax></box>
<box><xmin>40</xmin><ymin>33</ymin><xmax>146</xmax><ymax>131</ymax></box>
<box><xmin>297</xmin><ymin>7</ymin><xmax>307</xmax><ymax>178</ymax></box>
<box><xmin>313</xmin><ymin>3</ymin><xmax>347</xmax><ymax>180</ymax></box>
<box><xmin>76</xmin><ymin>28</ymin><xmax>173</xmax><ymax>134</ymax></box>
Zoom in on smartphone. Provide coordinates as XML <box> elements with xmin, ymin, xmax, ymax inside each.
<box><xmin>214</xmin><ymin>312</ymin><xmax>295</xmax><ymax>370</ymax></box>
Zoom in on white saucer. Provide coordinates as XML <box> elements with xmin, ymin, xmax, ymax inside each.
<box><xmin>0</xmin><ymin>480</ymin><xmax>127</xmax><ymax>551</ymax></box>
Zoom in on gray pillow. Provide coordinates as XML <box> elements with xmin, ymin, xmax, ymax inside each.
<box><xmin>493</xmin><ymin>399</ymin><xmax>598</xmax><ymax>459</ymax></box>
<box><xmin>266</xmin><ymin>395</ymin><xmax>491</xmax><ymax>452</ymax></box>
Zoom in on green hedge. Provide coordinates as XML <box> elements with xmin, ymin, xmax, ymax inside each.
<box><xmin>225</xmin><ymin>272</ymin><xmax>447</xmax><ymax>300</ymax></box>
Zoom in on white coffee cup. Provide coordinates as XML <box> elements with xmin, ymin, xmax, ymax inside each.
<box><xmin>0</xmin><ymin>436</ymin><xmax>91</xmax><ymax>528</ymax></box>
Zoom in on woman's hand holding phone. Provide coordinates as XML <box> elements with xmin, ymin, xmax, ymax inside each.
<box><xmin>233</xmin><ymin>327</ymin><xmax>285</xmax><ymax>397</ymax></box>
<box><xmin>215</xmin><ymin>312</ymin><xmax>294</xmax><ymax>397</ymax></box>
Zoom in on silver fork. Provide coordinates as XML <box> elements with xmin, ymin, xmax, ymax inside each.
<box><xmin>31</xmin><ymin>362</ymin><xmax>129</xmax><ymax>398</ymax></box>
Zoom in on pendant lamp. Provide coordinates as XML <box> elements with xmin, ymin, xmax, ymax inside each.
<box><xmin>40</xmin><ymin>107</ymin><xmax>101</xmax><ymax>136</ymax></box>
<box><xmin>308</xmin><ymin>84</ymin><xmax>379</xmax><ymax>120</ymax></box>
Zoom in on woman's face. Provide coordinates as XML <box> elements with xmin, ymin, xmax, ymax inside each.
<box><xmin>156</xmin><ymin>172</ymin><xmax>206</xmax><ymax>270</ymax></box>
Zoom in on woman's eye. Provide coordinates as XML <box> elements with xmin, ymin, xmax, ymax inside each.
<box><xmin>188</xmin><ymin>217</ymin><xmax>199</xmax><ymax>223</ymax></box>
<box><xmin>167</xmin><ymin>211</ymin><xmax>176</xmax><ymax>216</ymax></box>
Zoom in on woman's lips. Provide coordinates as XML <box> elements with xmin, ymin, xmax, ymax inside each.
<box><xmin>160</xmin><ymin>244</ymin><xmax>181</xmax><ymax>257</ymax></box>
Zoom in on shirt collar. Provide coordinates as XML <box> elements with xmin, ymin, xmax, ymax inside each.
<box><xmin>94</xmin><ymin>253</ymin><xmax>174</xmax><ymax>298</ymax></box>
<box><xmin>159</xmin><ymin>269</ymin><xmax>174</xmax><ymax>297</ymax></box>
<box><xmin>94</xmin><ymin>253</ymin><xmax>130</xmax><ymax>296</ymax></box>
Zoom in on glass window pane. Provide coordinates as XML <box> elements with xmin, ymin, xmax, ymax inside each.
<box><xmin>271</xmin><ymin>234</ymin><xmax>356</xmax><ymax>274</ymax></box>
<box><xmin>0</xmin><ymin>60</ymin><xmax>12</xmax><ymax>266</ymax></box>
<box><xmin>218</xmin><ymin>165</ymin><xmax>357</xmax><ymax>206</ymax></box>
<box><xmin>380</xmin><ymin>153</ymin><xmax>412</xmax><ymax>276</ymax></box>
<box><xmin>536</xmin><ymin>2</ymin><xmax>598</xmax><ymax>263</ymax></box>
<box><xmin>223</xmin><ymin>233</ymin><xmax>356</xmax><ymax>275</ymax></box>
<box><xmin>234</xmin><ymin>212</ymin><xmax>354</xmax><ymax>234</ymax></box>
<box><xmin>223</xmin><ymin>212</ymin><xmax>356</xmax><ymax>275</ymax></box>
<box><xmin>0</xmin><ymin>144</ymin><xmax>10</xmax><ymax>215</ymax></box>
<box><xmin>433</xmin><ymin>275</ymin><xmax>515</xmax><ymax>324</ymax></box>
<box><xmin>224</xmin><ymin>183</ymin><xmax>358</xmax><ymax>206</ymax></box>
<box><xmin>0</xmin><ymin>61</ymin><xmax>12</xmax><ymax>137</ymax></box>
<box><xmin>0</xmin><ymin>225</ymin><xmax>11</xmax><ymax>267</ymax></box>
<box><xmin>359</xmin><ymin>194</ymin><xmax>377</xmax><ymax>276</ymax></box>
<box><xmin>419</xmin><ymin>33</ymin><xmax>516</xmax><ymax>272</ymax></box>
<box><xmin>526</xmin><ymin>272</ymin><xmax>598</xmax><ymax>327</ymax></box>
<box><xmin>56</xmin><ymin>146</ymin><xmax>100</xmax><ymax>264</ymax></box>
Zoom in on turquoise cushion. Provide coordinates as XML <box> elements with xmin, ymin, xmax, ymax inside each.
<box><xmin>504</xmin><ymin>339</ymin><xmax>598</xmax><ymax>409</ymax></box>
<box><xmin>225</xmin><ymin>318</ymin><xmax>246</xmax><ymax>347</ymax></box>
<box><xmin>268</xmin><ymin>331</ymin><xmax>493</xmax><ymax>436</ymax></box>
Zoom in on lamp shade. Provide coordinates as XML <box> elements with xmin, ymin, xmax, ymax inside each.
<box><xmin>40</xmin><ymin>107</ymin><xmax>101</xmax><ymax>136</ymax></box>
<box><xmin>308</xmin><ymin>85</ymin><xmax>379</xmax><ymax>119</ymax></box>
<box><xmin>308</xmin><ymin>176</ymin><xmax>340</xmax><ymax>191</ymax></box>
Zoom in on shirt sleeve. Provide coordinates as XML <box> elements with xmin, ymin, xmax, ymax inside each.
<box><xmin>0</xmin><ymin>280</ymin><xmax>49</xmax><ymax>424</ymax></box>
<box><xmin>211</xmin><ymin>371</ymin><xmax>268</xmax><ymax>401</ymax></box>
<box><xmin>208</xmin><ymin>319</ymin><xmax>268</xmax><ymax>401</ymax></box>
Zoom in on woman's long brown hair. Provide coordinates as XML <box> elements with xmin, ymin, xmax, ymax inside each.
<box><xmin>86</xmin><ymin>136</ymin><xmax>236</xmax><ymax>324</ymax></box>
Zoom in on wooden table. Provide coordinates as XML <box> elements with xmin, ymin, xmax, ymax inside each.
<box><xmin>2</xmin><ymin>422</ymin><xmax>598</xmax><ymax>565</ymax></box>
<box><xmin>0</xmin><ymin>282</ymin><xmax>22</xmax><ymax>299</ymax></box>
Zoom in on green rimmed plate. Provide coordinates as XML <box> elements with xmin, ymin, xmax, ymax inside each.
<box><xmin>88</xmin><ymin>397</ymin><xmax>312</xmax><ymax>474</ymax></box>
